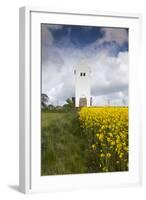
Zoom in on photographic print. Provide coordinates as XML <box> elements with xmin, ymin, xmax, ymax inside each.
<box><xmin>41</xmin><ymin>24</ymin><xmax>129</xmax><ymax>176</ymax></box>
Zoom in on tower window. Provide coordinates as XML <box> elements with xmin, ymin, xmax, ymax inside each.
<box><xmin>80</xmin><ymin>72</ymin><xmax>86</xmax><ymax>76</ymax></box>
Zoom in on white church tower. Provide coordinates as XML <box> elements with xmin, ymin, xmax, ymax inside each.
<box><xmin>74</xmin><ymin>60</ymin><xmax>91</xmax><ymax>107</ymax></box>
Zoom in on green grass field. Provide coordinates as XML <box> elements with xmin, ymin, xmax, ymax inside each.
<box><xmin>41</xmin><ymin>111</ymin><xmax>88</xmax><ymax>175</ymax></box>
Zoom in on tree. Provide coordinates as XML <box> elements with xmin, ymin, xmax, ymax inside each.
<box><xmin>41</xmin><ymin>93</ymin><xmax>49</xmax><ymax>108</ymax></box>
<box><xmin>48</xmin><ymin>104</ymin><xmax>55</xmax><ymax>110</ymax></box>
<box><xmin>63</xmin><ymin>98</ymin><xmax>74</xmax><ymax>111</ymax></box>
<box><xmin>122</xmin><ymin>98</ymin><xmax>126</xmax><ymax>106</ymax></box>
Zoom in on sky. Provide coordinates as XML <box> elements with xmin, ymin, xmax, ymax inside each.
<box><xmin>41</xmin><ymin>24</ymin><xmax>129</xmax><ymax>106</ymax></box>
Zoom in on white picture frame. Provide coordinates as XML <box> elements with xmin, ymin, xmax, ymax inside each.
<box><xmin>19</xmin><ymin>6</ymin><xmax>142</xmax><ymax>194</ymax></box>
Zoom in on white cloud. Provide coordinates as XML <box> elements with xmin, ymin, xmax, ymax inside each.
<box><xmin>99</xmin><ymin>27</ymin><xmax>128</xmax><ymax>45</ymax></box>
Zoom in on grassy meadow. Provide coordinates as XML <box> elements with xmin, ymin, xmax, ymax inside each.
<box><xmin>41</xmin><ymin>111</ymin><xmax>89</xmax><ymax>175</ymax></box>
<box><xmin>41</xmin><ymin>107</ymin><xmax>128</xmax><ymax>176</ymax></box>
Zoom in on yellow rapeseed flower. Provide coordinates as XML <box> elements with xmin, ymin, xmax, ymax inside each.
<box><xmin>78</xmin><ymin>106</ymin><xmax>128</xmax><ymax>172</ymax></box>
<box><xmin>107</xmin><ymin>153</ymin><xmax>111</xmax><ymax>158</ymax></box>
<box><xmin>99</xmin><ymin>133</ymin><xmax>104</xmax><ymax>141</ymax></box>
<box><xmin>100</xmin><ymin>153</ymin><xmax>105</xmax><ymax>157</ymax></box>
<box><xmin>91</xmin><ymin>144</ymin><xmax>96</xmax><ymax>150</ymax></box>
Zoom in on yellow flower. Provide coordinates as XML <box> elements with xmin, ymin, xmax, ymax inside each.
<box><xmin>119</xmin><ymin>152</ymin><xmax>124</xmax><ymax>158</ymax></box>
<box><xmin>124</xmin><ymin>147</ymin><xmax>128</xmax><ymax>151</ymax></box>
<box><xmin>106</xmin><ymin>153</ymin><xmax>111</xmax><ymax>158</ymax></box>
<box><xmin>108</xmin><ymin>132</ymin><xmax>113</xmax><ymax>137</ymax></box>
<box><xmin>91</xmin><ymin>144</ymin><xmax>96</xmax><ymax>150</ymax></box>
<box><xmin>96</xmin><ymin>133</ymin><xmax>100</xmax><ymax>138</ymax></box>
<box><xmin>101</xmin><ymin>125</ymin><xmax>105</xmax><ymax>130</ymax></box>
<box><xmin>99</xmin><ymin>133</ymin><xmax>104</xmax><ymax>141</ymax></box>
<box><xmin>111</xmin><ymin>141</ymin><xmax>115</xmax><ymax>146</ymax></box>
<box><xmin>102</xmin><ymin>167</ymin><xmax>108</xmax><ymax>172</ymax></box>
<box><xmin>100</xmin><ymin>153</ymin><xmax>105</xmax><ymax>157</ymax></box>
<box><xmin>116</xmin><ymin>138</ymin><xmax>120</xmax><ymax>144</ymax></box>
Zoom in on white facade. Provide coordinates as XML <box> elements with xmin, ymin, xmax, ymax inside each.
<box><xmin>75</xmin><ymin>60</ymin><xmax>91</xmax><ymax>107</ymax></box>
